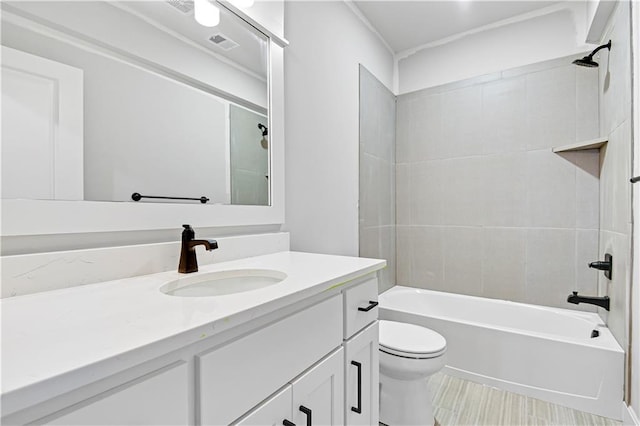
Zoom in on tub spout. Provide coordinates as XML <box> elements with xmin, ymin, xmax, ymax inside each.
<box><xmin>567</xmin><ymin>291</ymin><xmax>610</xmax><ymax>311</ymax></box>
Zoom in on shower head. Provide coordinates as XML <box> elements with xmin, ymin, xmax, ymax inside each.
<box><xmin>572</xmin><ymin>57</ymin><xmax>599</xmax><ymax>68</ymax></box>
<box><xmin>258</xmin><ymin>123</ymin><xmax>268</xmax><ymax>149</ymax></box>
<box><xmin>572</xmin><ymin>40</ymin><xmax>611</xmax><ymax>68</ymax></box>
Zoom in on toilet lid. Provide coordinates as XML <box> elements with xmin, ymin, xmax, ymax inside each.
<box><xmin>379</xmin><ymin>320</ymin><xmax>446</xmax><ymax>358</ymax></box>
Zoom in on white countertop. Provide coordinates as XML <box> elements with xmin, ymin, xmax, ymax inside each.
<box><xmin>1</xmin><ymin>251</ymin><xmax>385</xmax><ymax>413</ymax></box>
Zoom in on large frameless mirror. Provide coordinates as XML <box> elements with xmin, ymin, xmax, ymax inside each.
<box><xmin>1</xmin><ymin>0</ymin><xmax>270</xmax><ymax>206</ymax></box>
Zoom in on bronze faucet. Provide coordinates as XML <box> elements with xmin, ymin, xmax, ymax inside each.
<box><xmin>178</xmin><ymin>224</ymin><xmax>218</xmax><ymax>273</ymax></box>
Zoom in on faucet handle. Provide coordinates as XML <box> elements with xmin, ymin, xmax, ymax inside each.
<box><xmin>182</xmin><ymin>224</ymin><xmax>195</xmax><ymax>241</ymax></box>
<box><xmin>572</xmin><ymin>291</ymin><xmax>578</xmax><ymax>296</ymax></box>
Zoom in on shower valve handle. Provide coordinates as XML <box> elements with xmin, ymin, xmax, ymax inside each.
<box><xmin>588</xmin><ymin>253</ymin><xmax>612</xmax><ymax>280</ymax></box>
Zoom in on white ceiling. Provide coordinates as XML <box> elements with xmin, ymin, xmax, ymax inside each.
<box><xmin>352</xmin><ymin>1</ymin><xmax>560</xmax><ymax>53</ymax></box>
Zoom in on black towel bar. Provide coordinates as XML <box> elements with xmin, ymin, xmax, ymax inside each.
<box><xmin>131</xmin><ymin>192</ymin><xmax>209</xmax><ymax>203</ymax></box>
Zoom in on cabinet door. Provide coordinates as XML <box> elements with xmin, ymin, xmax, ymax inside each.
<box><xmin>345</xmin><ymin>322</ymin><xmax>379</xmax><ymax>425</ymax></box>
<box><xmin>292</xmin><ymin>348</ymin><xmax>344</xmax><ymax>426</ymax></box>
<box><xmin>234</xmin><ymin>386</ymin><xmax>293</xmax><ymax>426</ymax></box>
<box><xmin>44</xmin><ymin>362</ymin><xmax>189</xmax><ymax>426</ymax></box>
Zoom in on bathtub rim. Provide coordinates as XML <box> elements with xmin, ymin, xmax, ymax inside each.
<box><xmin>379</xmin><ymin>286</ymin><xmax>623</xmax><ymax>353</ymax></box>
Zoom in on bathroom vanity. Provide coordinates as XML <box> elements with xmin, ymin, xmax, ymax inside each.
<box><xmin>1</xmin><ymin>252</ymin><xmax>384</xmax><ymax>425</ymax></box>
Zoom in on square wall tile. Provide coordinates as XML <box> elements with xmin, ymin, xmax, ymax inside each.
<box><xmin>380</xmin><ymin>225</ymin><xmax>397</xmax><ymax>293</ymax></box>
<box><xmin>573</xmin><ymin>150</ymin><xmax>600</xmax><ymax>230</ymax></box>
<box><xmin>600</xmin><ymin>120</ymin><xmax>631</xmax><ymax>234</ymax></box>
<box><xmin>599</xmin><ymin>2</ymin><xmax>631</xmax><ymax>135</ymax></box>
<box><xmin>481</xmin><ymin>76</ymin><xmax>527</xmax><ymax>155</ymax></box>
<box><xmin>412</xmin><ymin>93</ymin><xmax>445</xmax><ymax>161</ymax></box>
<box><xmin>359</xmin><ymin>226</ymin><xmax>379</xmax><ymax>260</ymax></box>
<box><xmin>411</xmin><ymin>161</ymin><xmax>444</xmax><ymax>226</ymax></box>
<box><xmin>441</xmin><ymin>86</ymin><xmax>483</xmax><ymax>158</ymax></box>
<box><xmin>443</xmin><ymin>227</ymin><xmax>483</xmax><ymax>296</ymax></box>
<box><xmin>525</xmin><ymin>228</ymin><xmax>576</xmax><ymax>309</ymax></box>
<box><xmin>482</xmin><ymin>228</ymin><xmax>526</xmax><ymax>302</ymax></box>
<box><xmin>360</xmin><ymin>225</ymin><xmax>396</xmax><ymax>294</ymax></box>
<box><xmin>483</xmin><ymin>152</ymin><xmax>527</xmax><ymax>227</ymax></box>
<box><xmin>525</xmin><ymin>65</ymin><xmax>576</xmax><ymax>150</ymax></box>
<box><xmin>396</xmin><ymin>226</ymin><xmax>413</xmax><ymax>286</ymax></box>
<box><xmin>441</xmin><ymin>157</ymin><xmax>486</xmax><ymax>226</ymax></box>
<box><xmin>396</xmin><ymin>97</ymin><xmax>416</xmax><ymax>163</ymax></box>
<box><xmin>410</xmin><ymin>226</ymin><xmax>445</xmax><ymax>290</ymax></box>
<box><xmin>575</xmin><ymin>66</ymin><xmax>600</xmax><ymax>142</ymax></box>
<box><xmin>575</xmin><ymin>229</ymin><xmax>599</xmax><ymax>312</ymax></box>
<box><xmin>525</xmin><ymin>150</ymin><xmax>576</xmax><ymax>228</ymax></box>
<box><xmin>359</xmin><ymin>154</ymin><xmax>393</xmax><ymax>227</ymax></box>
<box><xmin>379</xmin><ymin>85</ymin><xmax>397</xmax><ymax>163</ymax></box>
<box><xmin>396</xmin><ymin>164</ymin><xmax>411</xmax><ymax>225</ymax></box>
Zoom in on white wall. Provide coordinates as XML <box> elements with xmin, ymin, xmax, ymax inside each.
<box><xmin>398</xmin><ymin>2</ymin><xmax>594</xmax><ymax>93</ymax></box>
<box><xmin>283</xmin><ymin>1</ymin><xmax>394</xmax><ymax>256</ymax></box>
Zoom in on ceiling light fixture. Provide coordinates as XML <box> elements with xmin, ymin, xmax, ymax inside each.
<box><xmin>194</xmin><ymin>0</ymin><xmax>220</xmax><ymax>27</ymax></box>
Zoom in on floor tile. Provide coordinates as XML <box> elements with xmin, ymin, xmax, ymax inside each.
<box><xmin>427</xmin><ymin>373</ymin><xmax>621</xmax><ymax>426</ymax></box>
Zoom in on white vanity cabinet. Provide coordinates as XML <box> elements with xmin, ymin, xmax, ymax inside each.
<box><xmin>200</xmin><ymin>275</ymin><xmax>379</xmax><ymax>426</ymax></box>
<box><xmin>2</xmin><ymin>261</ymin><xmax>384</xmax><ymax>426</ymax></box>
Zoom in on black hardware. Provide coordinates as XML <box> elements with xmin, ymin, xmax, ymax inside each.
<box><xmin>589</xmin><ymin>253</ymin><xmax>612</xmax><ymax>280</ymax></box>
<box><xmin>591</xmin><ymin>329</ymin><xmax>600</xmax><ymax>338</ymax></box>
<box><xmin>351</xmin><ymin>360</ymin><xmax>362</xmax><ymax>414</ymax></box>
<box><xmin>131</xmin><ymin>192</ymin><xmax>209</xmax><ymax>204</ymax></box>
<box><xmin>567</xmin><ymin>291</ymin><xmax>610</xmax><ymax>311</ymax></box>
<box><xmin>178</xmin><ymin>224</ymin><xmax>218</xmax><ymax>273</ymax></box>
<box><xmin>283</xmin><ymin>420</ymin><xmax>296</xmax><ymax>426</ymax></box>
<box><xmin>258</xmin><ymin>123</ymin><xmax>268</xmax><ymax>136</ymax></box>
<box><xmin>572</xmin><ymin>40</ymin><xmax>611</xmax><ymax>68</ymax></box>
<box><xmin>299</xmin><ymin>406</ymin><xmax>312</xmax><ymax>426</ymax></box>
<box><xmin>631</xmin><ymin>176</ymin><xmax>640</xmax><ymax>183</ymax></box>
<box><xmin>357</xmin><ymin>301</ymin><xmax>379</xmax><ymax>312</ymax></box>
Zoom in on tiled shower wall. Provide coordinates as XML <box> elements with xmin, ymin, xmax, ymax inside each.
<box><xmin>359</xmin><ymin>65</ymin><xmax>396</xmax><ymax>293</ymax></box>
<box><xmin>596</xmin><ymin>1</ymin><xmax>633</xmax><ymax>390</ymax></box>
<box><xmin>395</xmin><ymin>55</ymin><xmax>601</xmax><ymax>310</ymax></box>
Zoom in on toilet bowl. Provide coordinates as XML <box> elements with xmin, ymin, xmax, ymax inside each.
<box><xmin>379</xmin><ymin>320</ymin><xmax>447</xmax><ymax>426</ymax></box>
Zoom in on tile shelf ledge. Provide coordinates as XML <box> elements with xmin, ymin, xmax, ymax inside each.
<box><xmin>552</xmin><ymin>137</ymin><xmax>608</xmax><ymax>153</ymax></box>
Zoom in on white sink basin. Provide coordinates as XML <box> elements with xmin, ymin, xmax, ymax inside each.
<box><xmin>160</xmin><ymin>269</ymin><xmax>287</xmax><ymax>297</ymax></box>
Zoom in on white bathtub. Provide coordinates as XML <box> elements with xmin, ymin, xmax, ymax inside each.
<box><xmin>379</xmin><ymin>286</ymin><xmax>624</xmax><ymax>420</ymax></box>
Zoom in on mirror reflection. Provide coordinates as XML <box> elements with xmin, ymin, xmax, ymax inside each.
<box><xmin>1</xmin><ymin>1</ymin><xmax>270</xmax><ymax>206</ymax></box>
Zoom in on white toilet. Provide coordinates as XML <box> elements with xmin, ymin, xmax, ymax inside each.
<box><xmin>379</xmin><ymin>320</ymin><xmax>447</xmax><ymax>426</ymax></box>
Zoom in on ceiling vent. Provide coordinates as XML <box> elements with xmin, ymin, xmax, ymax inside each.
<box><xmin>166</xmin><ymin>0</ymin><xmax>194</xmax><ymax>14</ymax></box>
<box><xmin>208</xmin><ymin>33</ymin><xmax>239</xmax><ymax>51</ymax></box>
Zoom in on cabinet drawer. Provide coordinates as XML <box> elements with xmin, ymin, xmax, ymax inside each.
<box><xmin>198</xmin><ymin>294</ymin><xmax>343</xmax><ymax>425</ymax></box>
<box><xmin>44</xmin><ymin>362</ymin><xmax>189</xmax><ymax>426</ymax></box>
<box><xmin>343</xmin><ymin>276</ymin><xmax>378</xmax><ymax>339</ymax></box>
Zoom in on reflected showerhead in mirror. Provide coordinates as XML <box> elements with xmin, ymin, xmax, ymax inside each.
<box><xmin>572</xmin><ymin>40</ymin><xmax>611</xmax><ymax>68</ymax></box>
<box><xmin>258</xmin><ymin>123</ymin><xmax>268</xmax><ymax>149</ymax></box>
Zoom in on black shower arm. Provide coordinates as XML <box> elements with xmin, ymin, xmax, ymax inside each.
<box><xmin>587</xmin><ymin>40</ymin><xmax>612</xmax><ymax>59</ymax></box>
